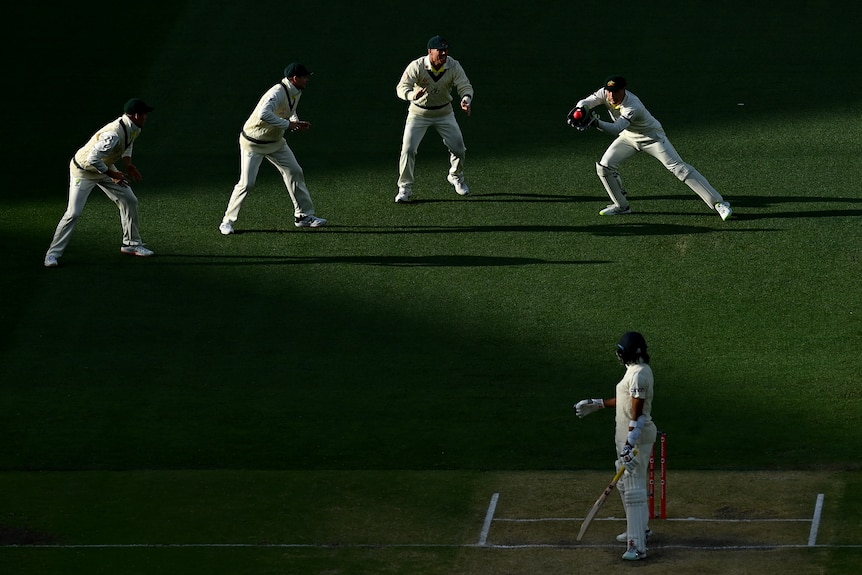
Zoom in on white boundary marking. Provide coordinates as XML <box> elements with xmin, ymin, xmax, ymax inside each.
<box><xmin>808</xmin><ymin>493</ymin><xmax>825</xmax><ymax>546</ymax></box>
<box><xmin>477</xmin><ymin>492</ymin><xmax>499</xmax><ymax>546</ymax></box>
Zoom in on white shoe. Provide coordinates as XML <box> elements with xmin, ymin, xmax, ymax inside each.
<box><xmin>219</xmin><ymin>222</ymin><xmax>234</xmax><ymax>235</ymax></box>
<box><xmin>447</xmin><ymin>174</ymin><xmax>470</xmax><ymax>196</ymax></box>
<box><xmin>616</xmin><ymin>529</ymin><xmax>651</xmax><ymax>543</ymax></box>
<box><xmin>622</xmin><ymin>545</ymin><xmax>647</xmax><ymax>561</ymax></box>
<box><xmin>44</xmin><ymin>255</ymin><xmax>59</xmax><ymax>268</ymax></box>
<box><xmin>120</xmin><ymin>245</ymin><xmax>154</xmax><ymax>257</ymax></box>
<box><xmin>599</xmin><ymin>204</ymin><xmax>632</xmax><ymax>216</ymax></box>
<box><xmin>395</xmin><ymin>187</ymin><xmax>412</xmax><ymax>203</ymax></box>
<box><xmin>715</xmin><ymin>201</ymin><xmax>732</xmax><ymax>221</ymax></box>
<box><xmin>294</xmin><ymin>214</ymin><xmax>327</xmax><ymax>228</ymax></box>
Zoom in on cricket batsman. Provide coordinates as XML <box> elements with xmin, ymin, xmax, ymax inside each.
<box><xmin>575</xmin><ymin>331</ymin><xmax>657</xmax><ymax>561</ymax></box>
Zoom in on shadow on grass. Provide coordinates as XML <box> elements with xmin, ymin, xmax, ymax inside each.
<box><xmin>630</xmin><ymin>194</ymin><xmax>861</xmax><ymax>220</ymax></box>
<box><xmin>151</xmin><ymin>254</ymin><xmax>612</xmax><ymax>267</ymax></box>
<box><xmin>732</xmin><ymin>209</ymin><xmax>862</xmax><ymax>221</ymax></box>
<box><xmin>404</xmin><ymin>193</ymin><xmax>605</xmax><ymax>204</ymax></box>
<box><xmin>229</xmin><ymin>223</ymin><xmax>760</xmax><ymax>236</ymax></box>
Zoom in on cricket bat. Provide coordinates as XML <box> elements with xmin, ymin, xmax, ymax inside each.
<box><xmin>576</xmin><ymin>462</ymin><xmax>629</xmax><ymax>542</ymax></box>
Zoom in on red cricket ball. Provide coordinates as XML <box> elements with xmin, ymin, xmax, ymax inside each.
<box><xmin>573</xmin><ymin>109</ymin><xmax>583</xmax><ymax>119</ymax></box>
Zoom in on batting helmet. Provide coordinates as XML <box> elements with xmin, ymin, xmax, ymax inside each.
<box><xmin>616</xmin><ymin>331</ymin><xmax>649</xmax><ymax>365</ymax></box>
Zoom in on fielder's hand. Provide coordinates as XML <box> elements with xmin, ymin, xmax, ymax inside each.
<box><xmin>126</xmin><ymin>164</ymin><xmax>142</xmax><ymax>182</ymax></box>
<box><xmin>107</xmin><ymin>170</ymin><xmax>131</xmax><ymax>187</ymax></box>
<box><xmin>574</xmin><ymin>398</ymin><xmax>604</xmax><ymax>418</ymax></box>
<box><xmin>620</xmin><ymin>443</ymin><xmax>637</xmax><ymax>472</ymax></box>
<box><xmin>289</xmin><ymin>120</ymin><xmax>311</xmax><ymax>132</ymax></box>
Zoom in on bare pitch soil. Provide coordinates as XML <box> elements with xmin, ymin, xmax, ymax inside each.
<box><xmin>449</xmin><ymin>470</ymin><xmax>852</xmax><ymax>574</ymax></box>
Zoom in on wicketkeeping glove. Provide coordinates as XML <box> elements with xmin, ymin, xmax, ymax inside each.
<box><xmin>566</xmin><ymin>107</ymin><xmax>598</xmax><ymax>131</ymax></box>
<box><xmin>574</xmin><ymin>398</ymin><xmax>604</xmax><ymax>418</ymax></box>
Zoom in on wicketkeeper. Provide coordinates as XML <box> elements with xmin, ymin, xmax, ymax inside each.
<box><xmin>574</xmin><ymin>331</ymin><xmax>657</xmax><ymax>561</ymax></box>
<box><xmin>567</xmin><ymin>75</ymin><xmax>733</xmax><ymax>221</ymax></box>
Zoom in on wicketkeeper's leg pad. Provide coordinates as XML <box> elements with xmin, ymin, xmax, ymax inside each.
<box><xmin>596</xmin><ymin>163</ymin><xmax>629</xmax><ymax>207</ymax></box>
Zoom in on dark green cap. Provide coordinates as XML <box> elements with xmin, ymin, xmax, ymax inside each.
<box><xmin>427</xmin><ymin>35</ymin><xmax>449</xmax><ymax>50</ymax></box>
<box><xmin>603</xmin><ymin>76</ymin><xmax>627</xmax><ymax>91</ymax></box>
<box><xmin>284</xmin><ymin>63</ymin><xmax>312</xmax><ymax>78</ymax></box>
<box><xmin>123</xmin><ymin>98</ymin><xmax>154</xmax><ymax>115</ymax></box>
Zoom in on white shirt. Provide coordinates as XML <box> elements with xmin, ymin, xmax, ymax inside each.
<box><xmin>396</xmin><ymin>55</ymin><xmax>473</xmax><ymax>117</ymax></box>
<box><xmin>614</xmin><ymin>361</ymin><xmax>657</xmax><ymax>447</ymax></box>
<box><xmin>577</xmin><ymin>89</ymin><xmax>665</xmax><ymax>142</ymax></box>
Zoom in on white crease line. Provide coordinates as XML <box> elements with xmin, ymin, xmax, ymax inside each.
<box><xmin>478</xmin><ymin>493</ymin><xmax>499</xmax><ymax>546</ymax></box>
<box><xmin>8</xmin><ymin>542</ymin><xmax>862</xmax><ymax>550</ymax></box>
<box><xmin>496</xmin><ymin>517</ymin><xmax>812</xmax><ymax>523</ymax></box>
<box><xmin>808</xmin><ymin>493</ymin><xmax>825</xmax><ymax>546</ymax></box>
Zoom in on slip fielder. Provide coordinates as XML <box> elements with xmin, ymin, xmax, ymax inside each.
<box><xmin>394</xmin><ymin>35</ymin><xmax>474</xmax><ymax>203</ymax></box>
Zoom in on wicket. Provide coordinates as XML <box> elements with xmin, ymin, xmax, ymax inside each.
<box><xmin>648</xmin><ymin>431</ymin><xmax>667</xmax><ymax>519</ymax></box>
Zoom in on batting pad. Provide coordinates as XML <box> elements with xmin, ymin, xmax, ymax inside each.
<box><xmin>624</xmin><ymin>487</ymin><xmax>650</xmax><ymax>551</ymax></box>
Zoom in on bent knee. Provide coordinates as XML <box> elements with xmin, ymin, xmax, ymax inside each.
<box><xmin>669</xmin><ymin>163</ymin><xmax>691</xmax><ymax>181</ymax></box>
<box><xmin>596</xmin><ymin>162</ymin><xmax>617</xmax><ymax>177</ymax></box>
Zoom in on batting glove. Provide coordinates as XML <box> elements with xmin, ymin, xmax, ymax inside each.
<box><xmin>620</xmin><ymin>443</ymin><xmax>637</xmax><ymax>472</ymax></box>
<box><xmin>574</xmin><ymin>398</ymin><xmax>604</xmax><ymax>418</ymax></box>
<box><xmin>620</xmin><ymin>443</ymin><xmax>638</xmax><ymax>473</ymax></box>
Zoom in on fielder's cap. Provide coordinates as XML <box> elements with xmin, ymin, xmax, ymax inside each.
<box><xmin>427</xmin><ymin>35</ymin><xmax>449</xmax><ymax>50</ymax></box>
<box><xmin>604</xmin><ymin>75</ymin><xmax>627</xmax><ymax>91</ymax></box>
<box><xmin>284</xmin><ymin>62</ymin><xmax>312</xmax><ymax>78</ymax></box>
<box><xmin>123</xmin><ymin>98</ymin><xmax>155</xmax><ymax>115</ymax></box>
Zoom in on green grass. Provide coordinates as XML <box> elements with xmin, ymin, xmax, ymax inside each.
<box><xmin>2</xmin><ymin>0</ymin><xmax>862</xmax><ymax>572</ymax></box>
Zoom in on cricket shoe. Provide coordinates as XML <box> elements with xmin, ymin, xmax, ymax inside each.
<box><xmin>395</xmin><ymin>188</ymin><xmax>412</xmax><ymax>203</ymax></box>
<box><xmin>294</xmin><ymin>215</ymin><xmax>327</xmax><ymax>228</ymax></box>
<box><xmin>120</xmin><ymin>245</ymin><xmax>154</xmax><ymax>257</ymax></box>
<box><xmin>599</xmin><ymin>204</ymin><xmax>632</xmax><ymax>216</ymax></box>
<box><xmin>622</xmin><ymin>545</ymin><xmax>647</xmax><ymax>561</ymax></box>
<box><xmin>44</xmin><ymin>255</ymin><xmax>59</xmax><ymax>268</ymax></box>
<box><xmin>616</xmin><ymin>529</ymin><xmax>651</xmax><ymax>543</ymax></box>
<box><xmin>447</xmin><ymin>174</ymin><xmax>470</xmax><ymax>196</ymax></box>
<box><xmin>715</xmin><ymin>201</ymin><xmax>733</xmax><ymax>221</ymax></box>
<box><xmin>219</xmin><ymin>222</ymin><xmax>235</xmax><ymax>235</ymax></box>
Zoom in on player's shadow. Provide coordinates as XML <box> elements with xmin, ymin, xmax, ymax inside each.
<box><xmin>236</xmin><ymin>223</ymin><xmax>768</xmax><ymax>237</ymax></box>
<box><xmin>154</xmin><ymin>254</ymin><xmax>612</xmax><ymax>267</ymax></box>
<box><xmin>405</xmin><ymin>193</ymin><xmax>603</xmax><ymax>204</ymax></box>
<box><xmin>639</xmin><ymin>194</ymin><xmax>861</xmax><ymax>220</ymax></box>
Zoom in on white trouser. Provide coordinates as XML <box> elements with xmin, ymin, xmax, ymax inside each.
<box><xmin>397</xmin><ymin>112</ymin><xmax>466</xmax><ymax>190</ymax></box>
<box><xmin>222</xmin><ymin>140</ymin><xmax>316</xmax><ymax>224</ymax></box>
<box><xmin>599</xmin><ymin>133</ymin><xmax>724</xmax><ymax>208</ymax></box>
<box><xmin>46</xmin><ymin>167</ymin><xmax>142</xmax><ymax>258</ymax></box>
<box><xmin>616</xmin><ymin>442</ymin><xmax>654</xmax><ymax>552</ymax></box>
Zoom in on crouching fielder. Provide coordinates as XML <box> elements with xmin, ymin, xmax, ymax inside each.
<box><xmin>570</xmin><ymin>75</ymin><xmax>732</xmax><ymax>221</ymax></box>
<box><xmin>575</xmin><ymin>331</ymin><xmax>656</xmax><ymax>561</ymax></box>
